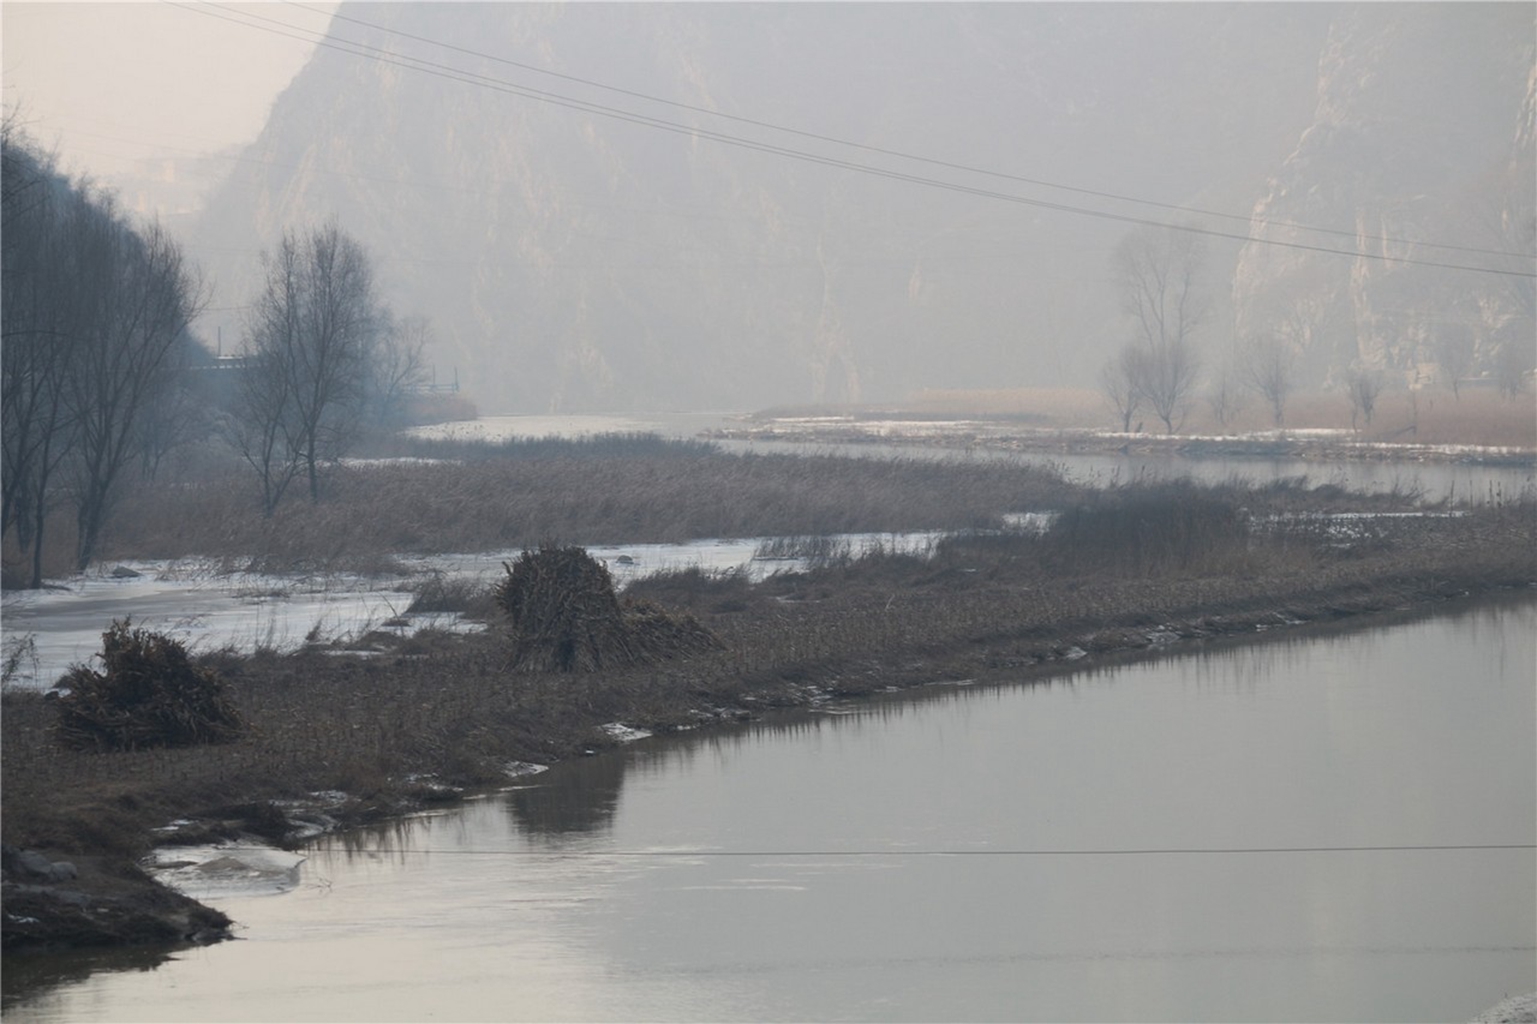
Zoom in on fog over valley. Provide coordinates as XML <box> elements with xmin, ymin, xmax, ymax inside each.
<box><xmin>181</xmin><ymin>2</ymin><xmax>1534</xmax><ymax>414</ymax></box>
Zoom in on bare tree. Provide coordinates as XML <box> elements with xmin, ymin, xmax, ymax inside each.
<box><xmin>1129</xmin><ymin>336</ymin><xmax>1201</xmax><ymax>433</ymax></box>
<box><xmin>1112</xmin><ymin>225</ymin><xmax>1207</xmax><ymax>432</ymax></box>
<box><xmin>1432</xmin><ymin>320</ymin><xmax>1476</xmax><ymax>399</ymax></box>
<box><xmin>1205</xmin><ymin>363</ymin><xmax>1247</xmax><ymax>430</ymax></box>
<box><xmin>1493</xmin><ymin>320</ymin><xmax>1534</xmax><ymax>398</ymax></box>
<box><xmin>233</xmin><ymin>223</ymin><xmax>383</xmax><ymax>511</ymax></box>
<box><xmin>2</xmin><ymin>123</ymin><xmax>203</xmax><ymax>579</ymax></box>
<box><xmin>1098</xmin><ymin>347</ymin><xmax>1142</xmax><ymax>432</ymax></box>
<box><xmin>368</xmin><ymin>312</ymin><xmax>431</xmax><ymax>428</ymax></box>
<box><xmin>230</xmin><ymin>236</ymin><xmax>305</xmax><ymax>516</ymax></box>
<box><xmin>1345</xmin><ymin>365</ymin><xmax>1384</xmax><ymax>432</ymax></box>
<box><xmin>1</xmin><ymin>131</ymin><xmax>79</xmax><ymax>586</ymax></box>
<box><xmin>1240</xmin><ymin>337</ymin><xmax>1297</xmax><ymax>427</ymax></box>
<box><xmin>66</xmin><ymin>213</ymin><xmax>203</xmax><ymax>569</ymax></box>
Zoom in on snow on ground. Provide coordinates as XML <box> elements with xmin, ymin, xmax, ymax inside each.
<box><xmin>1473</xmin><ymin>993</ymin><xmax>1537</xmax><ymax>1023</ymax></box>
<box><xmin>0</xmin><ymin>532</ymin><xmax>945</xmax><ymax>692</ymax></box>
<box><xmin>147</xmin><ymin>843</ymin><xmax>307</xmax><ymax>900</ymax></box>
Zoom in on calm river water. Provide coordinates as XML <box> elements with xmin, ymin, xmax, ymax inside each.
<box><xmin>5</xmin><ymin>596</ymin><xmax>1533</xmax><ymax>1022</ymax></box>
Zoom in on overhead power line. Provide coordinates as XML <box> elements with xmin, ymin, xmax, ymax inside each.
<box><xmin>292</xmin><ymin>0</ymin><xmax>1535</xmax><ymax>264</ymax></box>
<box><xmin>165</xmin><ymin>0</ymin><xmax>1536</xmax><ymax>280</ymax></box>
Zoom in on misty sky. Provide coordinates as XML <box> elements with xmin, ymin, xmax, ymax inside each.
<box><xmin>2</xmin><ymin>2</ymin><xmax>336</xmax><ymax>202</ymax></box>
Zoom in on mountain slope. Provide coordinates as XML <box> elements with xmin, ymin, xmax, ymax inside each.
<box><xmin>191</xmin><ymin>3</ymin><xmax>1529</xmax><ymax>414</ymax></box>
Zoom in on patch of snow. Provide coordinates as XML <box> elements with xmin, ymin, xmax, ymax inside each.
<box><xmin>1001</xmin><ymin>511</ymin><xmax>1057</xmax><ymax>533</ymax></box>
<box><xmin>503</xmin><ymin>761</ymin><xmax>550</xmax><ymax>778</ymax></box>
<box><xmin>340</xmin><ymin>456</ymin><xmax>460</xmax><ymax>467</ymax></box>
<box><xmin>1472</xmin><ymin>993</ymin><xmax>1537</xmax><ymax>1023</ymax></box>
<box><xmin>601</xmin><ymin>723</ymin><xmax>653</xmax><ymax>743</ymax></box>
<box><xmin>146</xmin><ymin>843</ymin><xmax>307</xmax><ymax>900</ymax></box>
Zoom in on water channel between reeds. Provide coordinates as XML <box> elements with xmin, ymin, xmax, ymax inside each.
<box><xmin>3</xmin><ymin>414</ymin><xmax>1532</xmax><ymax>693</ymax></box>
<box><xmin>5</xmin><ymin>594</ymin><xmax>1533</xmax><ymax>1022</ymax></box>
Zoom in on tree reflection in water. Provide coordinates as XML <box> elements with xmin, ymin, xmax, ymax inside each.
<box><xmin>501</xmin><ymin>750</ymin><xmax>630</xmax><ymax>838</ymax></box>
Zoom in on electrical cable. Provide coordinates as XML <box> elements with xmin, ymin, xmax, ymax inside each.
<box><xmin>287</xmin><ymin>0</ymin><xmax>1536</xmax><ymax>263</ymax></box>
<box><xmin>162</xmin><ymin>1</ymin><xmax>1536</xmax><ymax>280</ymax></box>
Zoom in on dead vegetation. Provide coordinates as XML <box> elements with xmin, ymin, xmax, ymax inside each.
<box><xmin>496</xmin><ymin>545</ymin><xmax>720</xmax><ymax>672</ymax></box>
<box><xmin>53</xmin><ymin>620</ymin><xmax>245</xmax><ymax>752</ymax></box>
<box><xmin>48</xmin><ymin>436</ymin><xmax>1079</xmax><ymax>580</ymax></box>
<box><xmin>2</xmin><ymin>472</ymin><xmax>1533</xmax><ymax>955</ymax></box>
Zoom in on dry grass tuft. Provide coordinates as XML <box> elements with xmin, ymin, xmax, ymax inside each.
<box><xmin>54</xmin><ymin>620</ymin><xmax>244</xmax><ymax>752</ymax></box>
<box><xmin>497</xmin><ymin>546</ymin><xmax>720</xmax><ymax>672</ymax></box>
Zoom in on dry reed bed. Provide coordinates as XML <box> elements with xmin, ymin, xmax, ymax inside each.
<box><xmin>4</xmin><ymin>491</ymin><xmax>1532</xmax><ymax>871</ymax></box>
<box><xmin>99</xmin><ymin>445</ymin><xmax>1081</xmax><ymax>569</ymax></box>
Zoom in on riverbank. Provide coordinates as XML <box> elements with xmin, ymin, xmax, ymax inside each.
<box><xmin>712</xmin><ymin>413</ymin><xmax>1537</xmax><ymax>468</ymax></box>
<box><xmin>4</xmin><ymin>484</ymin><xmax>1533</xmax><ymax>959</ymax></box>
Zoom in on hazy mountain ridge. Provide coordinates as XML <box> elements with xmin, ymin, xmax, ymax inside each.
<box><xmin>191</xmin><ymin>3</ymin><xmax>1531</xmax><ymax>414</ymax></box>
<box><xmin>1231</xmin><ymin>5</ymin><xmax>1535</xmax><ymax>391</ymax></box>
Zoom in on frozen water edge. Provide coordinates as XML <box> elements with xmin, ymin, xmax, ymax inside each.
<box><xmin>1473</xmin><ymin>993</ymin><xmax>1537</xmax><ymax>1023</ymax></box>
<box><xmin>0</xmin><ymin>512</ymin><xmax>1485</xmax><ymax>691</ymax></box>
<box><xmin>1</xmin><ymin>559</ymin><xmax>422</xmax><ymax>691</ymax></box>
<box><xmin>0</xmin><ymin>531</ymin><xmax>947</xmax><ymax>691</ymax></box>
<box><xmin>146</xmin><ymin>843</ymin><xmax>307</xmax><ymax>901</ymax></box>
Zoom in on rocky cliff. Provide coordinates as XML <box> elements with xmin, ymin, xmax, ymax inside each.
<box><xmin>191</xmin><ymin>3</ymin><xmax>1531</xmax><ymax>413</ymax></box>
<box><xmin>1231</xmin><ymin>4</ymin><xmax>1534</xmax><ymax>393</ymax></box>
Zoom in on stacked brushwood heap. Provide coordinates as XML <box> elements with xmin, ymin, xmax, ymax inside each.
<box><xmin>496</xmin><ymin>545</ymin><xmax>721</xmax><ymax>673</ymax></box>
<box><xmin>54</xmin><ymin>619</ymin><xmax>245</xmax><ymax>751</ymax></box>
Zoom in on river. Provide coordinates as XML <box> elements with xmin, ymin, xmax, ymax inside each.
<box><xmin>415</xmin><ymin>413</ymin><xmax>1537</xmax><ymax>503</ymax></box>
<box><xmin>5</xmin><ymin>595</ymin><xmax>1533</xmax><ymax>1022</ymax></box>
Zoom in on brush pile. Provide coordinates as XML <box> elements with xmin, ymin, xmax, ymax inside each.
<box><xmin>496</xmin><ymin>545</ymin><xmax>721</xmax><ymax>672</ymax></box>
<box><xmin>54</xmin><ymin>620</ymin><xmax>245</xmax><ymax>751</ymax></box>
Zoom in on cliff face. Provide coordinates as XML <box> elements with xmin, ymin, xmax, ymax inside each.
<box><xmin>192</xmin><ymin>3</ymin><xmax>1529</xmax><ymax>413</ymax></box>
<box><xmin>1231</xmin><ymin>5</ymin><xmax>1535</xmax><ymax>391</ymax></box>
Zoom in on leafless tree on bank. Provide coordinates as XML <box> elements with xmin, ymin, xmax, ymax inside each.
<box><xmin>1345</xmin><ymin>365</ymin><xmax>1385</xmax><ymax>432</ymax></box>
<box><xmin>1205</xmin><ymin>363</ymin><xmax>1247</xmax><ymax>430</ymax></box>
<box><xmin>369</xmin><ymin>312</ymin><xmax>431</xmax><ymax>427</ymax></box>
<box><xmin>1241</xmin><ymin>336</ymin><xmax>1298</xmax><ymax>427</ymax></box>
<box><xmin>66</xmin><ymin>213</ymin><xmax>203</xmax><ymax>569</ymax></box>
<box><xmin>1432</xmin><ymin>319</ymin><xmax>1476</xmax><ymax>399</ymax></box>
<box><xmin>2</xmin><ymin>124</ymin><xmax>203</xmax><ymax>581</ymax></box>
<box><xmin>2</xmin><ymin>133</ymin><xmax>77</xmax><ymax>586</ymax></box>
<box><xmin>1098</xmin><ymin>348</ymin><xmax>1142</xmax><ymax>432</ymax></box>
<box><xmin>1110</xmin><ymin>225</ymin><xmax>1207</xmax><ymax>433</ymax></box>
<box><xmin>232</xmin><ymin>223</ymin><xmax>383</xmax><ymax>512</ymax></box>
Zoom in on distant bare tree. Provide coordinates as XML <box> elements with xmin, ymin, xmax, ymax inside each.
<box><xmin>1240</xmin><ymin>336</ymin><xmax>1297</xmax><ymax>427</ymax></box>
<box><xmin>1205</xmin><ymin>363</ymin><xmax>1247</xmax><ymax>430</ymax></box>
<box><xmin>1493</xmin><ymin>321</ymin><xmax>1534</xmax><ymax>398</ymax></box>
<box><xmin>1098</xmin><ymin>347</ymin><xmax>1142</xmax><ymax>432</ymax></box>
<box><xmin>231</xmin><ymin>236</ymin><xmax>305</xmax><ymax>516</ymax></box>
<box><xmin>1129</xmin><ymin>337</ymin><xmax>1201</xmax><ymax>434</ymax></box>
<box><xmin>134</xmin><ymin>356</ymin><xmax>207</xmax><ymax>481</ymax></box>
<box><xmin>233</xmin><ymin>223</ymin><xmax>383</xmax><ymax>511</ymax></box>
<box><xmin>1345</xmin><ymin>365</ymin><xmax>1384</xmax><ymax>432</ymax></box>
<box><xmin>369</xmin><ymin>312</ymin><xmax>431</xmax><ymax>427</ymax></box>
<box><xmin>1432</xmin><ymin>320</ymin><xmax>1476</xmax><ymax>399</ymax></box>
<box><xmin>1112</xmin><ymin>225</ymin><xmax>1207</xmax><ymax>432</ymax></box>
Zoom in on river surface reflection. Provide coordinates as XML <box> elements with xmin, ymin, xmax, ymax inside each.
<box><xmin>5</xmin><ymin>597</ymin><xmax>1533</xmax><ymax>1022</ymax></box>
